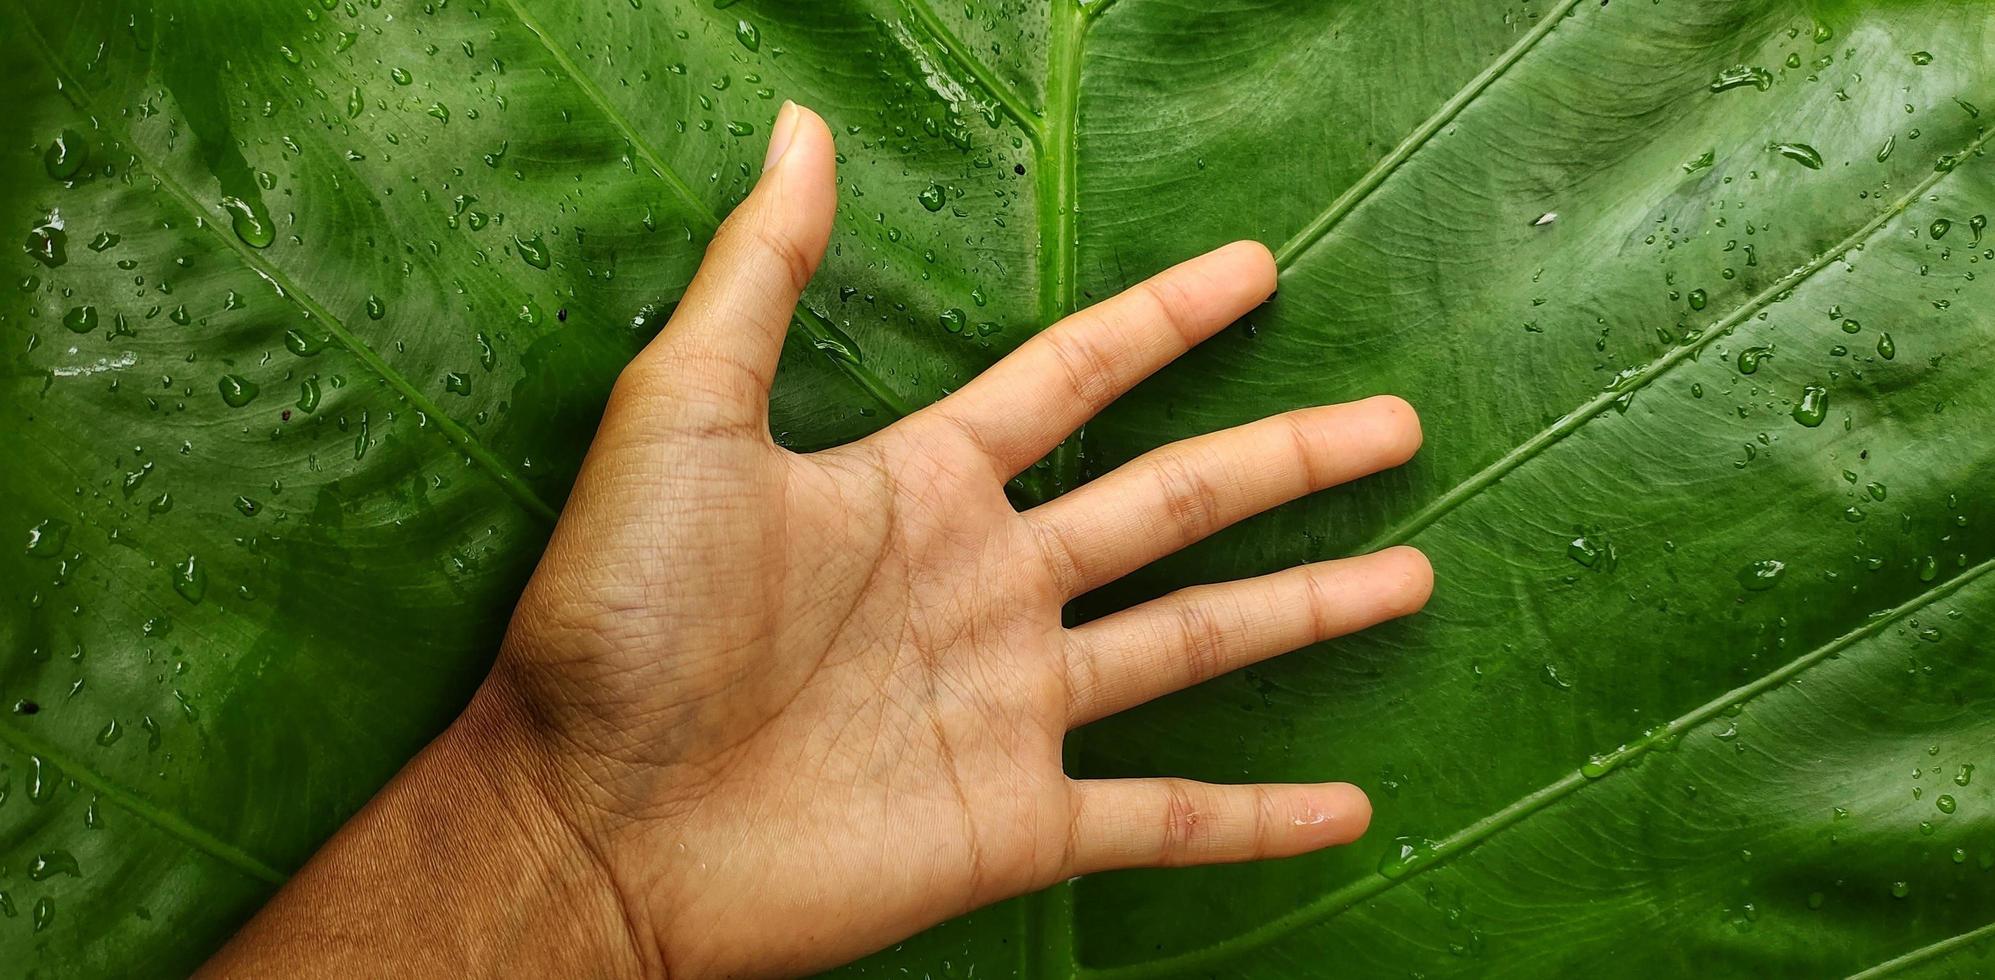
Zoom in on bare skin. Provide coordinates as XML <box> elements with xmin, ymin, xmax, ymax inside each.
<box><xmin>200</xmin><ymin>102</ymin><xmax>1431</xmax><ymax>979</ymax></box>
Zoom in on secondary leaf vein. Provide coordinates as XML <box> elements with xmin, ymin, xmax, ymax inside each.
<box><xmin>1271</xmin><ymin>0</ymin><xmax>1589</xmax><ymax>268</ymax></box>
<box><xmin>20</xmin><ymin>19</ymin><xmax>560</xmax><ymax>523</ymax></box>
<box><xmin>899</xmin><ymin>0</ymin><xmax>1045</xmax><ymax>141</ymax></box>
<box><xmin>0</xmin><ymin>719</ymin><xmax>287</xmax><ymax>885</ymax></box>
<box><xmin>1088</xmin><ymin>557</ymin><xmax>1995</xmax><ymax>978</ymax></box>
<box><xmin>1357</xmin><ymin>126</ymin><xmax>1995</xmax><ymax>555</ymax></box>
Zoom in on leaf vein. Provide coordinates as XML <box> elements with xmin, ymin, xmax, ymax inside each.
<box><xmin>498</xmin><ymin>0</ymin><xmax>915</xmax><ymax>424</ymax></box>
<box><xmin>899</xmin><ymin>0</ymin><xmax>1045</xmax><ymax>141</ymax></box>
<box><xmin>0</xmin><ymin>719</ymin><xmax>287</xmax><ymax>885</ymax></box>
<box><xmin>1358</xmin><ymin>126</ymin><xmax>1995</xmax><ymax>555</ymax></box>
<box><xmin>1087</xmin><ymin>557</ymin><xmax>1995</xmax><ymax>977</ymax></box>
<box><xmin>20</xmin><ymin>17</ymin><xmax>560</xmax><ymax>523</ymax></box>
<box><xmin>1271</xmin><ymin>0</ymin><xmax>1589</xmax><ymax>268</ymax></box>
<box><xmin>1848</xmin><ymin>918</ymin><xmax>1995</xmax><ymax>979</ymax></box>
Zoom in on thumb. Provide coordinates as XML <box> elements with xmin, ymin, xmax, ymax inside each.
<box><xmin>629</xmin><ymin>100</ymin><xmax>837</xmax><ymax>427</ymax></box>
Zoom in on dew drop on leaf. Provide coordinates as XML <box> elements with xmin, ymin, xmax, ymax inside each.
<box><xmin>1792</xmin><ymin>385</ymin><xmax>1828</xmax><ymax>427</ymax></box>
<box><xmin>218</xmin><ymin>374</ymin><xmax>260</xmax><ymax>408</ymax></box>
<box><xmin>1738</xmin><ymin>559</ymin><xmax>1786</xmax><ymax>591</ymax></box>
<box><xmin>172</xmin><ymin>554</ymin><xmax>206</xmax><ymax>605</ymax></box>
<box><xmin>514</xmin><ymin>232</ymin><xmax>551</xmax><ymax>269</ymax></box>
<box><xmin>43</xmin><ymin>129</ymin><xmax>88</xmax><ymax>181</ymax></box>
<box><xmin>220</xmin><ymin>196</ymin><xmax>275</xmax><ymax>248</ymax></box>
<box><xmin>62</xmin><ymin>305</ymin><xmax>98</xmax><ymax>334</ymax></box>
<box><xmin>1771</xmin><ymin>142</ymin><xmax>1823</xmax><ymax>170</ymax></box>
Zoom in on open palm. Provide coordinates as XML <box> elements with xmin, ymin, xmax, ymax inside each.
<box><xmin>492</xmin><ymin>103</ymin><xmax>1431</xmax><ymax>977</ymax></box>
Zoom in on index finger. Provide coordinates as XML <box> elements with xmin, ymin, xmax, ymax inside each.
<box><xmin>898</xmin><ymin>241</ymin><xmax>1277</xmax><ymax>479</ymax></box>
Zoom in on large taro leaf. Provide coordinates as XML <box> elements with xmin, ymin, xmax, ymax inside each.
<box><xmin>3</xmin><ymin>0</ymin><xmax>1994</xmax><ymax>975</ymax></box>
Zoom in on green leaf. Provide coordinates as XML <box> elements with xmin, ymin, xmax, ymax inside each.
<box><xmin>3</xmin><ymin>0</ymin><xmax>1993</xmax><ymax>976</ymax></box>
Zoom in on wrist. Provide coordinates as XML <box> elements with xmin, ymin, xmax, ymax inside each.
<box><xmin>413</xmin><ymin>669</ymin><xmax>658</xmax><ymax>976</ymax></box>
<box><xmin>203</xmin><ymin>667</ymin><xmax>654</xmax><ymax>979</ymax></box>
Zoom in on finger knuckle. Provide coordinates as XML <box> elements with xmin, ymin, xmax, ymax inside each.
<box><xmin>1280</xmin><ymin>412</ymin><xmax>1335</xmax><ymax>491</ymax></box>
<box><xmin>1031</xmin><ymin>520</ymin><xmax>1092</xmax><ymax>597</ymax></box>
<box><xmin>1171</xmin><ymin>595</ymin><xmax>1231</xmax><ymax>685</ymax></box>
<box><xmin>1159</xmin><ymin>783</ymin><xmax>1205</xmax><ymax>861</ymax></box>
<box><xmin>1043</xmin><ymin>330</ymin><xmax>1122</xmax><ymax>414</ymax></box>
<box><xmin>1138</xmin><ymin>277</ymin><xmax>1202</xmax><ymax>346</ymax></box>
<box><xmin>1301</xmin><ymin>569</ymin><xmax>1342</xmax><ymax>642</ymax></box>
<box><xmin>1151</xmin><ymin>451</ymin><xmax>1225</xmax><ymax>540</ymax></box>
<box><xmin>749</xmin><ymin>219</ymin><xmax>817</xmax><ymax>294</ymax></box>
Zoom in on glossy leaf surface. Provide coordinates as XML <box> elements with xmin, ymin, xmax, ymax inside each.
<box><xmin>3</xmin><ymin>0</ymin><xmax>1993</xmax><ymax>976</ymax></box>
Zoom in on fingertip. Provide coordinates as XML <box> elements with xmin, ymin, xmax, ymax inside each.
<box><xmin>1361</xmin><ymin>393</ymin><xmax>1423</xmax><ymax>465</ymax></box>
<box><xmin>1222</xmin><ymin>239</ymin><xmax>1279</xmax><ymax>297</ymax></box>
<box><xmin>1379</xmin><ymin>545</ymin><xmax>1435</xmax><ymax>617</ymax></box>
<box><xmin>1298</xmin><ymin>782</ymin><xmax>1372</xmax><ymax>847</ymax></box>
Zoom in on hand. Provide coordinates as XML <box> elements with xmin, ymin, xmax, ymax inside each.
<box><xmin>203</xmin><ymin>101</ymin><xmax>1431</xmax><ymax>979</ymax></box>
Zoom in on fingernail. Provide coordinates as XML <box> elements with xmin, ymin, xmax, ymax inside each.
<box><xmin>763</xmin><ymin>100</ymin><xmax>800</xmax><ymax>173</ymax></box>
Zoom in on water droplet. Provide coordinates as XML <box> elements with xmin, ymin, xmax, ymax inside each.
<box><xmin>220</xmin><ymin>196</ymin><xmax>275</xmax><ymax>248</ymax></box>
<box><xmin>1772</xmin><ymin>142</ymin><xmax>1824</xmax><ymax>170</ymax></box>
<box><xmin>43</xmin><ymin>129</ymin><xmax>88</xmax><ymax>181</ymax></box>
<box><xmin>444</xmin><ymin>371</ymin><xmax>471</xmax><ymax>396</ymax></box>
<box><xmin>1738</xmin><ymin>559</ymin><xmax>1786</xmax><ymax>591</ymax></box>
<box><xmin>1736</xmin><ymin>346</ymin><xmax>1773</xmax><ymax>374</ymax></box>
<box><xmin>32</xmin><ymin>897</ymin><xmax>51</xmax><ymax>933</ymax></box>
<box><xmin>514</xmin><ymin>232</ymin><xmax>551</xmax><ymax>269</ymax></box>
<box><xmin>1566</xmin><ymin>534</ymin><xmax>1615</xmax><ymax>569</ymax></box>
<box><xmin>1912</xmin><ymin>50</ymin><xmax>1935</xmax><ymax>65</ymax></box>
<box><xmin>1937</xmin><ymin>794</ymin><xmax>1958</xmax><ymax>814</ymax></box>
<box><xmin>1710</xmin><ymin>65</ymin><xmax>1772</xmax><ymax>92</ymax></box>
<box><xmin>172</xmin><ymin>555</ymin><xmax>206</xmax><ymax>604</ymax></box>
<box><xmin>1791</xmin><ymin>385</ymin><xmax>1828</xmax><ymax>427</ymax></box>
<box><xmin>26</xmin><ymin>215</ymin><xmax>67</xmax><ymax>268</ymax></box>
<box><xmin>26</xmin><ymin>519</ymin><xmax>69</xmax><ymax>557</ymax></box>
<box><xmin>277</xmin><ymin>43</ymin><xmax>302</xmax><ymax>65</ymax></box>
<box><xmin>366</xmin><ymin>294</ymin><xmax>386</xmax><ymax>319</ymax></box>
<box><xmin>1876</xmin><ymin>333</ymin><xmax>1895</xmax><ymax>360</ymax></box>
<box><xmin>1377</xmin><ymin>836</ymin><xmax>1439</xmax><ymax>880</ymax></box>
<box><xmin>1688</xmin><ymin>288</ymin><xmax>1707</xmax><ymax>311</ymax></box>
<box><xmin>95</xmin><ymin>719</ymin><xmax>122</xmax><ymax>746</ymax></box>
<box><xmin>735</xmin><ymin>20</ymin><xmax>760</xmax><ymax>51</ymax></box>
<box><xmin>1931</xmin><ymin>218</ymin><xmax>1952</xmax><ymax>239</ymax></box>
<box><xmin>218</xmin><ymin>374</ymin><xmax>260</xmax><ymax>408</ymax></box>
<box><xmin>284</xmin><ymin>328</ymin><xmax>327</xmax><ymax>357</ymax></box>
<box><xmin>28</xmin><ymin>851</ymin><xmax>78</xmax><ymax>881</ymax></box>
<box><xmin>62</xmin><ymin>305</ymin><xmax>98</xmax><ymax>334</ymax></box>
<box><xmin>296</xmin><ymin>377</ymin><xmax>321</xmax><ymax>413</ymax></box>
<box><xmin>939</xmin><ymin>307</ymin><xmax>966</xmax><ymax>333</ymax></box>
<box><xmin>391</xmin><ymin>66</ymin><xmax>413</xmax><ymax>85</ymax></box>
